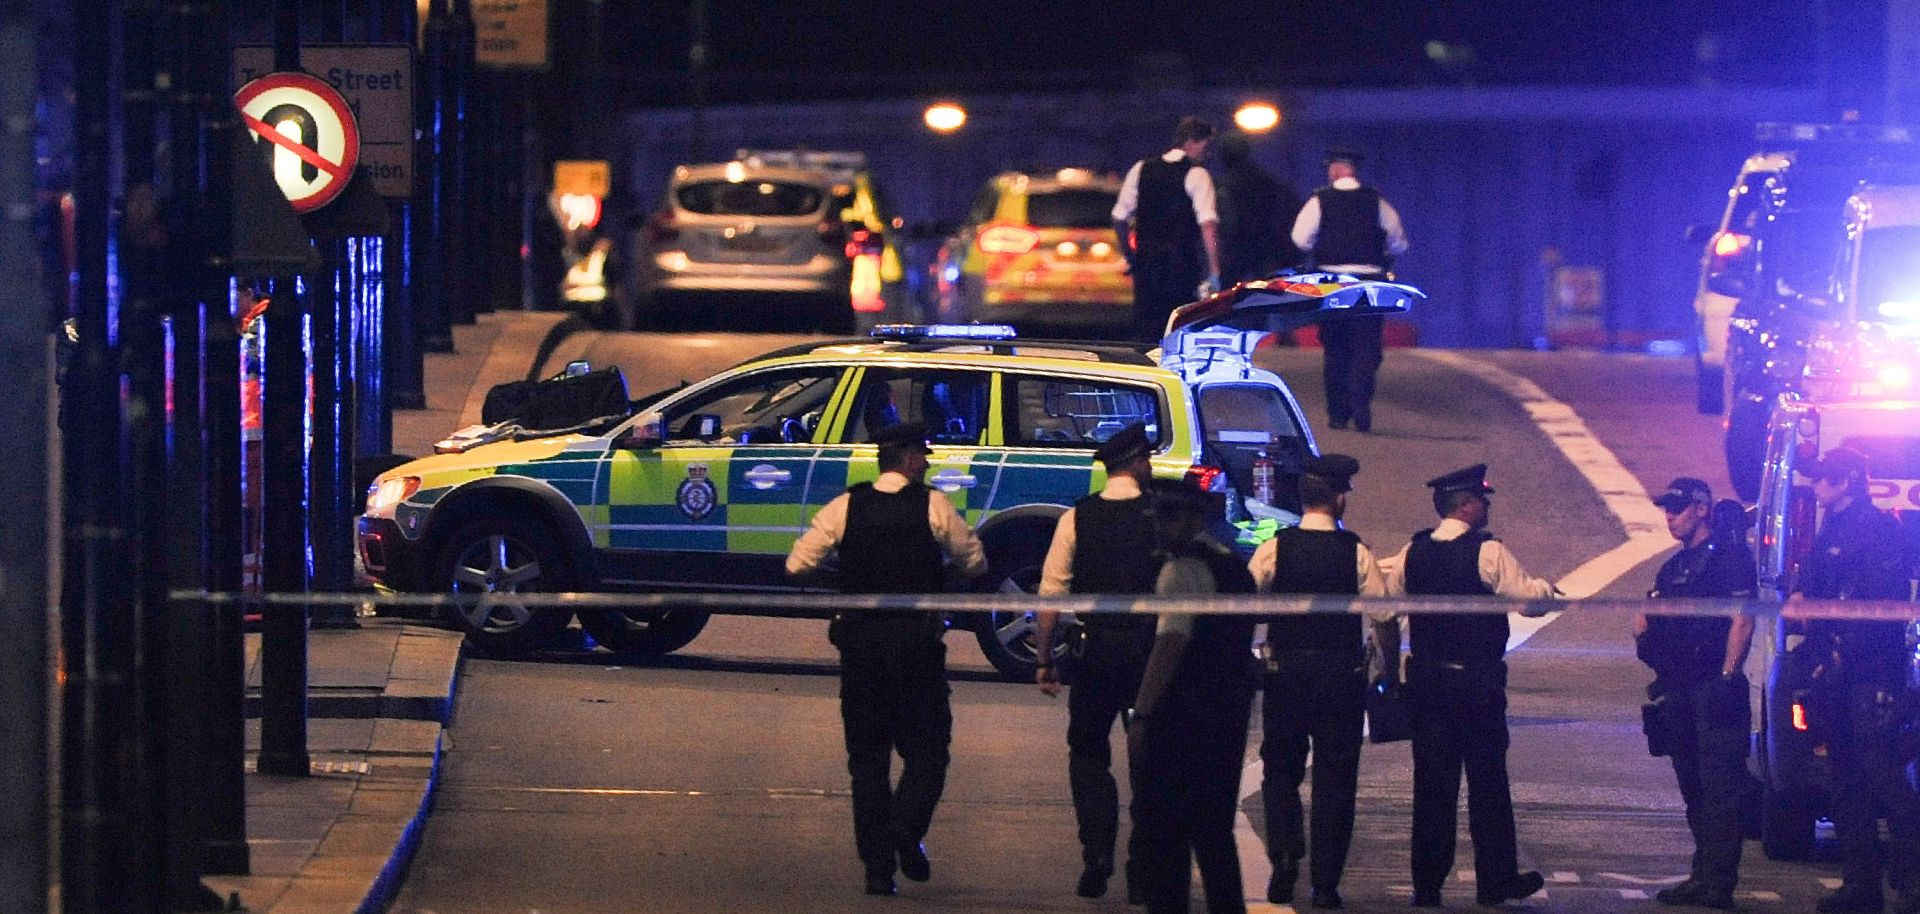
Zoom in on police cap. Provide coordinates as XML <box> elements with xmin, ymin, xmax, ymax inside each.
<box><xmin>1425</xmin><ymin>463</ymin><xmax>1493</xmax><ymax>496</ymax></box>
<box><xmin>1800</xmin><ymin>446</ymin><xmax>1869</xmax><ymax>484</ymax></box>
<box><xmin>1302</xmin><ymin>453</ymin><xmax>1361</xmax><ymax>493</ymax></box>
<box><xmin>1324</xmin><ymin>146</ymin><xmax>1365</xmax><ymax>166</ymax></box>
<box><xmin>871</xmin><ymin>420</ymin><xmax>932</xmax><ymax>455</ymax></box>
<box><xmin>1093</xmin><ymin>422</ymin><xmax>1153</xmax><ymax>469</ymax></box>
<box><xmin>1652</xmin><ymin>477</ymin><xmax>1712</xmax><ymax>511</ymax></box>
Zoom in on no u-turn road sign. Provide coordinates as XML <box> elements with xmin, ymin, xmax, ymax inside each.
<box><xmin>234</xmin><ymin>72</ymin><xmax>361</xmax><ymax>213</ymax></box>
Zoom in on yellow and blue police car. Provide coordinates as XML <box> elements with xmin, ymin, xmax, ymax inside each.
<box><xmin>358</xmin><ymin>275</ymin><xmax>1422</xmax><ymax>677</ymax></box>
<box><xmin>932</xmin><ymin>168</ymin><xmax>1133</xmax><ymax>329</ymax></box>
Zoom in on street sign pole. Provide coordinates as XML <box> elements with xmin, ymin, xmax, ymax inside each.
<box><xmin>257</xmin><ymin>0</ymin><xmax>312</xmax><ymax>778</ymax></box>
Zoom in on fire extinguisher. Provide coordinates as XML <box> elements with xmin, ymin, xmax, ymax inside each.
<box><xmin>1251</xmin><ymin>441</ymin><xmax>1276</xmax><ymax>506</ymax></box>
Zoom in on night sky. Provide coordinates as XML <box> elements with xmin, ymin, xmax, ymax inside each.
<box><xmin>608</xmin><ymin>0</ymin><xmax>1825</xmax><ymax>106</ymax></box>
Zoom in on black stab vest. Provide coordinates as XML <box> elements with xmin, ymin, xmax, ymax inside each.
<box><xmin>1071</xmin><ymin>493</ymin><xmax>1160</xmax><ymax>633</ymax></box>
<box><xmin>1309</xmin><ymin>185</ymin><xmax>1386</xmax><ymax>267</ymax></box>
<box><xmin>1134</xmin><ymin>157</ymin><xmax>1203</xmax><ymax>262</ymax></box>
<box><xmin>1263</xmin><ymin>525</ymin><xmax>1364</xmax><ymax>656</ymax></box>
<box><xmin>1403</xmin><ymin>529</ymin><xmax>1507</xmax><ymax>666</ymax></box>
<box><xmin>840</xmin><ymin>483</ymin><xmax>943</xmax><ymax>596</ymax></box>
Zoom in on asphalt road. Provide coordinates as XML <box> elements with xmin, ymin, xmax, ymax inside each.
<box><xmin>391</xmin><ymin>335</ymin><xmax>1847</xmax><ymax>914</ymax></box>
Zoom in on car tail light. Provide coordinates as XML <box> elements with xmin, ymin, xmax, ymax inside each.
<box><xmin>1791</xmin><ymin>700</ymin><xmax>1809</xmax><ymax>732</ymax></box>
<box><xmin>1184</xmin><ymin>464</ymin><xmax>1225</xmax><ymax>492</ymax></box>
<box><xmin>644</xmin><ymin>212</ymin><xmax>678</xmax><ymax>246</ymax></box>
<box><xmin>1712</xmin><ymin>231</ymin><xmax>1752</xmax><ymax>258</ymax></box>
<box><xmin>978</xmin><ymin>224</ymin><xmax>1039</xmax><ymax>255</ymax></box>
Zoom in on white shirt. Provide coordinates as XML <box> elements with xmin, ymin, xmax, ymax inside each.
<box><xmin>1246</xmin><ymin>512</ymin><xmax>1391</xmax><ymax>599</ymax></box>
<box><xmin>1290</xmin><ymin>176</ymin><xmax>1410</xmax><ymax>273</ymax></box>
<box><xmin>1110</xmin><ymin>149</ymin><xmax>1219</xmax><ymax>225</ymax></box>
<box><xmin>1379</xmin><ymin>517</ymin><xmax>1557</xmax><ymax>601</ymax></box>
<box><xmin>1037</xmin><ymin>475</ymin><xmax>1142</xmax><ymax>597</ymax></box>
<box><xmin>785</xmin><ymin>471</ymin><xmax>987</xmax><ymax>579</ymax></box>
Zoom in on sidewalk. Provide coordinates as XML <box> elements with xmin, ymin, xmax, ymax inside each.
<box><xmin>205</xmin><ymin>310</ymin><xmax>572</xmax><ymax>914</ymax></box>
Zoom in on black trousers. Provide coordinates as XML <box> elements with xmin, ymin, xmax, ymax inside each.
<box><xmin>1136</xmin><ymin>686</ymin><xmax>1256</xmax><ymax>914</ymax></box>
<box><xmin>838</xmin><ymin>616</ymin><xmax>952</xmax><ymax>879</ymax></box>
<box><xmin>1260</xmin><ymin>650</ymin><xmax>1367</xmax><ymax>890</ymax></box>
<box><xmin>1827</xmin><ymin>681</ymin><xmax>1920</xmax><ymax>897</ymax></box>
<box><xmin>1319</xmin><ymin>315</ymin><xmax>1385</xmax><ymax>428</ymax></box>
<box><xmin>1660</xmin><ymin>675</ymin><xmax>1750</xmax><ymax>894</ymax></box>
<box><xmin>1409</xmin><ymin>661</ymin><xmax>1520</xmax><ymax>894</ymax></box>
<box><xmin>1068</xmin><ymin>626</ymin><xmax>1154</xmax><ymax>875</ymax></box>
<box><xmin>1131</xmin><ymin>254</ymin><xmax>1203</xmax><ymax>343</ymax></box>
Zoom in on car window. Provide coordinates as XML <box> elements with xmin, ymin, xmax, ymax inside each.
<box><xmin>1006</xmin><ymin>375</ymin><xmax>1162</xmax><ymax>448</ymax></box>
<box><xmin>665</xmin><ymin>368</ymin><xmax>844</xmax><ymax>445</ymax></box>
<box><xmin>676</xmin><ymin>180</ymin><xmax>825</xmax><ymax>217</ymax></box>
<box><xmin>843</xmin><ymin>369</ymin><xmax>992</xmax><ymax>446</ymax></box>
<box><xmin>1854</xmin><ymin>225</ymin><xmax>1920</xmax><ymax>318</ymax></box>
<box><xmin>1027</xmin><ymin>189</ymin><xmax>1119</xmax><ymax>229</ymax></box>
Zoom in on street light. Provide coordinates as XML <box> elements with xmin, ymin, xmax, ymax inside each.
<box><xmin>1233</xmin><ymin>101</ymin><xmax>1281</xmax><ymax>133</ymax></box>
<box><xmin>924</xmin><ymin>102</ymin><xmax>967</xmax><ymax>133</ymax></box>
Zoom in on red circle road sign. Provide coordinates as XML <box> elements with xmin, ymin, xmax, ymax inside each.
<box><xmin>233</xmin><ymin>72</ymin><xmax>361</xmax><ymax>213</ymax></box>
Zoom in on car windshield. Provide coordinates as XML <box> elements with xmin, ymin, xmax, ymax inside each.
<box><xmin>676</xmin><ymin>180</ymin><xmax>825</xmax><ymax>217</ymax></box>
<box><xmin>1027</xmin><ymin>189</ymin><xmax>1118</xmax><ymax>229</ymax></box>
<box><xmin>1856</xmin><ymin>225</ymin><xmax>1920</xmax><ymax>321</ymax></box>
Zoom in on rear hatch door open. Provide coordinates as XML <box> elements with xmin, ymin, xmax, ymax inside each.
<box><xmin>1159</xmin><ymin>274</ymin><xmax>1424</xmax><ymax>378</ymax></box>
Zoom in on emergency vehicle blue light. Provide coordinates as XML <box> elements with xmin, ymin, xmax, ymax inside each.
<box><xmin>868</xmin><ymin>324</ymin><xmax>1018</xmax><ymax>341</ymax></box>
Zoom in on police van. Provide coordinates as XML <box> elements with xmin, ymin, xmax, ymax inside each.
<box><xmin>358</xmin><ymin>276</ymin><xmax>1420</xmax><ymax>677</ymax></box>
<box><xmin>1752</xmin><ymin>392</ymin><xmax>1920</xmax><ymax>857</ymax></box>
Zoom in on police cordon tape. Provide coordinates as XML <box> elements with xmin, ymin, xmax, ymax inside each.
<box><xmin>167</xmin><ymin>589</ymin><xmax>1920</xmax><ymax>622</ymax></box>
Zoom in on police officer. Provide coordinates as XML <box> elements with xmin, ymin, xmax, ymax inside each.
<box><xmin>1246</xmin><ymin>454</ymin><xmax>1398</xmax><ymax>909</ymax></box>
<box><xmin>785</xmin><ymin>421</ymin><xmax>987</xmax><ymax>897</ymax></box>
<box><xmin>1113</xmin><ymin>116</ymin><xmax>1224</xmax><ymax>342</ymax></box>
<box><xmin>1635</xmin><ymin>477</ymin><xmax>1757</xmax><ymax>910</ymax></box>
<box><xmin>1291</xmin><ymin>147</ymin><xmax>1409</xmax><ymax>432</ymax></box>
<box><xmin>1036</xmin><ymin>422</ymin><xmax>1161</xmax><ymax>901</ymax></box>
<box><xmin>1790</xmin><ymin>448</ymin><xmax>1919</xmax><ymax>914</ymax></box>
<box><xmin>1128</xmin><ymin>479</ymin><xmax>1260</xmax><ymax>914</ymax></box>
<box><xmin>1382</xmin><ymin>464</ymin><xmax>1555</xmax><ymax>908</ymax></box>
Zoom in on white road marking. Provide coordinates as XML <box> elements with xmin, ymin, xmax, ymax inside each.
<box><xmin>1550</xmin><ymin>871</ymin><xmax>1581</xmax><ymax>883</ymax></box>
<box><xmin>1819</xmin><ymin>877</ymin><xmax>1843</xmax><ymax>890</ymax></box>
<box><xmin>1619</xmin><ymin>889</ymin><xmax>1649</xmax><ymax>900</ymax></box>
<box><xmin>1411</xmin><ymin>351</ymin><xmax>1676</xmax><ymax>647</ymax></box>
<box><xmin>1743</xmin><ymin>890</ymin><xmax>1784</xmax><ymax>902</ymax></box>
<box><xmin>1599</xmin><ymin>872</ymin><xmax>1686</xmax><ymax>885</ymax></box>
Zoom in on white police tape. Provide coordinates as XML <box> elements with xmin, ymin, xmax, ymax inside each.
<box><xmin>166</xmin><ymin>589</ymin><xmax>1920</xmax><ymax>622</ymax></box>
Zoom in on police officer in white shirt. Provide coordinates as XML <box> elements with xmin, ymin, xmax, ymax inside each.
<box><xmin>1112</xmin><ymin>116</ymin><xmax>1224</xmax><ymax>343</ymax></box>
<box><xmin>1292</xmin><ymin>147</ymin><xmax>1409</xmax><ymax>432</ymax></box>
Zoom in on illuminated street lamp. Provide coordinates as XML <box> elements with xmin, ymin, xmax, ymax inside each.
<box><xmin>1233</xmin><ymin>101</ymin><xmax>1281</xmax><ymax>133</ymax></box>
<box><xmin>924</xmin><ymin>102</ymin><xmax>967</xmax><ymax>133</ymax></box>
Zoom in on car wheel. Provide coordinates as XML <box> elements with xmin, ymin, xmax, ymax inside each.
<box><xmin>1725</xmin><ymin>392</ymin><xmax>1770</xmax><ymax>502</ymax></box>
<box><xmin>436</xmin><ymin>517</ymin><xmax>576</xmax><ymax>657</ymax></box>
<box><xmin>580</xmin><ymin>607</ymin><xmax>711</xmax><ymax>657</ymax></box>
<box><xmin>970</xmin><ymin>540</ymin><xmax>1081</xmax><ymax>681</ymax></box>
<box><xmin>1760</xmin><ymin>785</ymin><xmax>1817</xmax><ymax>860</ymax></box>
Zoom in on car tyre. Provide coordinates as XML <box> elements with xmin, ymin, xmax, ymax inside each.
<box><xmin>435</xmin><ymin>516</ymin><xmax>576</xmax><ymax>657</ymax></box>
<box><xmin>970</xmin><ymin>537</ymin><xmax>1081</xmax><ymax>681</ymax></box>
<box><xmin>1760</xmin><ymin>786</ymin><xmax>1818</xmax><ymax>861</ymax></box>
<box><xmin>580</xmin><ymin>607</ymin><xmax>711</xmax><ymax>657</ymax></box>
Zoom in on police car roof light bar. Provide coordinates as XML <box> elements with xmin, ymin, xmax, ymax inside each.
<box><xmin>868</xmin><ymin>323</ymin><xmax>1019</xmax><ymax>341</ymax></box>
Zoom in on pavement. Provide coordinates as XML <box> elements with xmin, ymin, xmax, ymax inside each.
<box><xmin>203</xmin><ymin>310</ymin><xmax>572</xmax><ymax>914</ymax></box>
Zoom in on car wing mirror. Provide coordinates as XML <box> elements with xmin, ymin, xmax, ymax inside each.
<box><xmin>616</xmin><ymin>410</ymin><xmax>664</xmax><ymax>449</ymax></box>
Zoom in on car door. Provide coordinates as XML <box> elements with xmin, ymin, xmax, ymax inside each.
<box><xmin>990</xmin><ymin>371</ymin><xmax>1169</xmax><ymax>512</ymax></box>
<box><xmin>808</xmin><ymin>366</ymin><xmax>1001</xmax><ymax>531</ymax></box>
<box><xmin>597</xmin><ymin>365</ymin><xmax>848</xmax><ymax>589</ymax></box>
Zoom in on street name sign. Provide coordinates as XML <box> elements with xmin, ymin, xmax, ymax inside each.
<box><xmin>235</xmin><ymin>45</ymin><xmax>415</xmax><ymax>199</ymax></box>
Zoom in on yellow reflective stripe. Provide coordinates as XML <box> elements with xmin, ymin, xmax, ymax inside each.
<box><xmin>822</xmin><ymin>367</ymin><xmax>862</xmax><ymax>443</ymax></box>
<box><xmin>984</xmin><ymin>373</ymin><xmax>1005</xmax><ymax>447</ymax></box>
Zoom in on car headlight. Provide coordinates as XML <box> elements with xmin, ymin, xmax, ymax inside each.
<box><xmin>367</xmin><ymin>476</ymin><xmax>420</xmax><ymax>512</ymax></box>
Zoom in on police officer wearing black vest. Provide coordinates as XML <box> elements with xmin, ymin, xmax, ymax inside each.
<box><xmin>1246</xmin><ymin>454</ymin><xmax>1398</xmax><ymax>909</ymax></box>
<box><xmin>1790</xmin><ymin>448</ymin><xmax>1919</xmax><ymax>914</ymax></box>
<box><xmin>1382</xmin><ymin>464</ymin><xmax>1555</xmax><ymax>908</ymax></box>
<box><xmin>786</xmin><ymin>421</ymin><xmax>987</xmax><ymax>897</ymax></box>
<box><xmin>1636</xmin><ymin>477</ymin><xmax>1757</xmax><ymax>910</ymax></box>
<box><xmin>1290</xmin><ymin>147</ymin><xmax>1409</xmax><ymax>432</ymax></box>
<box><xmin>1036</xmin><ymin>422</ymin><xmax>1162</xmax><ymax>901</ymax></box>
<box><xmin>1113</xmin><ymin>116</ymin><xmax>1224</xmax><ymax>343</ymax></box>
<box><xmin>1128</xmin><ymin>479</ymin><xmax>1261</xmax><ymax>914</ymax></box>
